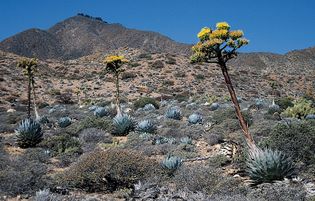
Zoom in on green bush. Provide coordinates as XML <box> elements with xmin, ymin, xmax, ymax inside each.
<box><xmin>133</xmin><ymin>97</ymin><xmax>159</xmax><ymax>110</ymax></box>
<box><xmin>212</xmin><ymin>108</ymin><xmax>253</xmax><ymax>127</ymax></box>
<box><xmin>57</xmin><ymin>148</ymin><xmax>160</xmax><ymax>192</ymax></box>
<box><xmin>275</xmin><ymin>97</ymin><xmax>294</xmax><ymax>111</ymax></box>
<box><xmin>260</xmin><ymin>120</ymin><xmax>315</xmax><ymax>165</ymax></box>
<box><xmin>39</xmin><ymin>134</ymin><xmax>82</xmax><ymax>156</ymax></box>
<box><xmin>282</xmin><ymin>98</ymin><xmax>315</xmax><ymax>119</ymax></box>
<box><xmin>65</xmin><ymin>115</ymin><xmax>112</xmax><ymax>136</ymax></box>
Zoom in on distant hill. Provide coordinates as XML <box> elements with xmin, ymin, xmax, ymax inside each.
<box><xmin>0</xmin><ymin>14</ymin><xmax>191</xmax><ymax>60</ymax></box>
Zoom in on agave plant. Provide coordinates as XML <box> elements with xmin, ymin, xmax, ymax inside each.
<box><xmin>136</xmin><ymin>120</ymin><xmax>157</xmax><ymax>133</ymax></box>
<box><xmin>165</xmin><ymin>107</ymin><xmax>181</xmax><ymax>120</ymax></box>
<box><xmin>180</xmin><ymin>136</ymin><xmax>193</xmax><ymax>145</ymax></box>
<box><xmin>15</xmin><ymin>118</ymin><xmax>43</xmax><ymax>148</ymax></box>
<box><xmin>93</xmin><ymin>107</ymin><xmax>109</xmax><ymax>117</ymax></box>
<box><xmin>152</xmin><ymin>136</ymin><xmax>176</xmax><ymax>145</ymax></box>
<box><xmin>161</xmin><ymin>155</ymin><xmax>182</xmax><ymax>172</ymax></box>
<box><xmin>58</xmin><ymin>117</ymin><xmax>72</xmax><ymax>128</ymax></box>
<box><xmin>188</xmin><ymin>113</ymin><xmax>203</xmax><ymax>124</ymax></box>
<box><xmin>112</xmin><ymin>113</ymin><xmax>135</xmax><ymax>136</ymax></box>
<box><xmin>246</xmin><ymin>148</ymin><xmax>295</xmax><ymax>184</ymax></box>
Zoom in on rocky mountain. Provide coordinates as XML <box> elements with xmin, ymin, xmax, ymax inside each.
<box><xmin>0</xmin><ymin>14</ymin><xmax>191</xmax><ymax>60</ymax></box>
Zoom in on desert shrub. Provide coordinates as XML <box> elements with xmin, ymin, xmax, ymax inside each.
<box><xmin>0</xmin><ymin>155</ymin><xmax>47</xmax><ymax>196</ymax></box>
<box><xmin>246</xmin><ymin>183</ymin><xmax>306</xmax><ymax>201</ymax></box>
<box><xmin>275</xmin><ymin>97</ymin><xmax>294</xmax><ymax>110</ymax></box>
<box><xmin>212</xmin><ymin>108</ymin><xmax>253</xmax><ymax>127</ymax></box>
<box><xmin>15</xmin><ymin>118</ymin><xmax>43</xmax><ymax>148</ymax></box>
<box><xmin>151</xmin><ymin>60</ymin><xmax>164</xmax><ymax>69</ymax></box>
<box><xmin>133</xmin><ymin>97</ymin><xmax>159</xmax><ymax>110</ymax></box>
<box><xmin>65</xmin><ymin>115</ymin><xmax>112</xmax><ymax>136</ymax></box>
<box><xmin>163</xmin><ymin>80</ymin><xmax>175</xmax><ymax>86</ymax></box>
<box><xmin>173</xmin><ymin>165</ymin><xmax>247</xmax><ymax>195</ymax></box>
<box><xmin>121</xmin><ymin>71</ymin><xmax>137</xmax><ymax>80</ymax></box>
<box><xmin>260</xmin><ymin>120</ymin><xmax>315</xmax><ymax>165</ymax></box>
<box><xmin>57</xmin><ymin>148</ymin><xmax>160</xmax><ymax>192</ymax></box>
<box><xmin>39</xmin><ymin>134</ymin><xmax>82</xmax><ymax>156</ymax></box>
<box><xmin>174</xmin><ymin>72</ymin><xmax>186</xmax><ymax>77</ymax></box>
<box><xmin>129</xmin><ymin>62</ymin><xmax>141</xmax><ymax>67</ymax></box>
<box><xmin>194</xmin><ymin>74</ymin><xmax>205</xmax><ymax>80</ymax></box>
<box><xmin>138</xmin><ymin>53</ymin><xmax>152</xmax><ymax>60</ymax></box>
<box><xmin>246</xmin><ymin>148</ymin><xmax>295</xmax><ymax>184</ymax></box>
<box><xmin>282</xmin><ymin>98</ymin><xmax>315</xmax><ymax>119</ymax></box>
<box><xmin>78</xmin><ymin>127</ymin><xmax>112</xmax><ymax>144</ymax></box>
<box><xmin>165</xmin><ymin>55</ymin><xmax>177</xmax><ymax>64</ymax></box>
<box><xmin>55</xmin><ymin>92</ymin><xmax>74</xmax><ymax>104</ymax></box>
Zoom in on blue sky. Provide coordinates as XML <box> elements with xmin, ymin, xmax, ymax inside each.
<box><xmin>0</xmin><ymin>0</ymin><xmax>314</xmax><ymax>54</ymax></box>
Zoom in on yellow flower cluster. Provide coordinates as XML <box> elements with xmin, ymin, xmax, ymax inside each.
<box><xmin>237</xmin><ymin>38</ymin><xmax>249</xmax><ymax>46</ymax></box>
<box><xmin>229</xmin><ymin>30</ymin><xmax>244</xmax><ymax>40</ymax></box>
<box><xmin>216</xmin><ymin>22</ymin><xmax>230</xmax><ymax>30</ymax></box>
<box><xmin>206</xmin><ymin>38</ymin><xmax>224</xmax><ymax>47</ymax></box>
<box><xmin>192</xmin><ymin>42</ymin><xmax>203</xmax><ymax>52</ymax></box>
<box><xmin>210</xmin><ymin>29</ymin><xmax>228</xmax><ymax>39</ymax></box>
<box><xmin>104</xmin><ymin>55</ymin><xmax>129</xmax><ymax>64</ymax></box>
<box><xmin>197</xmin><ymin>27</ymin><xmax>211</xmax><ymax>39</ymax></box>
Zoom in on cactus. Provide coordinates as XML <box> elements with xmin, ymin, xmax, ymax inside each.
<box><xmin>282</xmin><ymin>98</ymin><xmax>315</xmax><ymax>119</ymax></box>
<box><xmin>93</xmin><ymin>107</ymin><xmax>109</xmax><ymax>117</ymax></box>
<box><xmin>161</xmin><ymin>155</ymin><xmax>182</xmax><ymax>171</ymax></box>
<box><xmin>58</xmin><ymin>117</ymin><xmax>72</xmax><ymax>128</ymax></box>
<box><xmin>246</xmin><ymin>148</ymin><xmax>295</xmax><ymax>184</ymax></box>
<box><xmin>136</xmin><ymin>120</ymin><xmax>157</xmax><ymax>133</ymax></box>
<box><xmin>112</xmin><ymin>113</ymin><xmax>135</xmax><ymax>136</ymax></box>
<box><xmin>15</xmin><ymin>118</ymin><xmax>43</xmax><ymax>148</ymax></box>
<box><xmin>165</xmin><ymin>107</ymin><xmax>181</xmax><ymax>120</ymax></box>
<box><xmin>188</xmin><ymin>113</ymin><xmax>203</xmax><ymax>124</ymax></box>
<box><xmin>180</xmin><ymin>137</ymin><xmax>193</xmax><ymax>145</ymax></box>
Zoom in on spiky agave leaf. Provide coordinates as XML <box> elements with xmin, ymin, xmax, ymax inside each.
<box><xmin>112</xmin><ymin>113</ymin><xmax>135</xmax><ymax>136</ymax></box>
<box><xmin>161</xmin><ymin>155</ymin><xmax>182</xmax><ymax>171</ymax></box>
<box><xmin>165</xmin><ymin>107</ymin><xmax>181</xmax><ymax>120</ymax></box>
<box><xmin>188</xmin><ymin>113</ymin><xmax>203</xmax><ymax>124</ymax></box>
<box><xmin>93</xmin><ymin>107</ymin><xmax>109</xmax><ymax>118</ymax></box>
<box><xmin>15</xmin><ymin>118</ymin><xmax>43</xmax><ymax>148</ymax></box>
<box><xmin>58</xmin><ymin>117</ymin><xmax>72</xmax><ymax>128</ymax></box>
<box><xmin>246</xmin><ymin>148</ymin><xmax>295</xmax><ymax>184</ymax></box>
<box><xmin>136</xmin><ymin>120</ymin><xmax>157</xmax><ymax>133</ymax></box>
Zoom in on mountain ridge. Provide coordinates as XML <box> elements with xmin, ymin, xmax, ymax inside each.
<box><xmin>0</xmin><ymin>15</ymin><xmax>191</xmax><ymax>60</ymax></box>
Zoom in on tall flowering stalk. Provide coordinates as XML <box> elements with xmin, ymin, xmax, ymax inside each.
<box><xmin>104</xmin><ymin>55</ymin><xmax>128</xmax><ymax>116</ymax></box>
<box><xmin>17</xmin><ymin>58</ymin><xmax>39</xmax><ymax>119</ymax></box>
<box><xmin>191</xmin><ymin>22</ymin><xmax>256</xmax><ymax>149</ymax></box>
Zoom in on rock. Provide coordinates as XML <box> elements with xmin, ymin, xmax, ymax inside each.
<box><xmin>209</xmin><ymin>102</ymin><xmax>220</xmax><ymax>111</ymax></box>
<box><xmin>7</xmin><ymin>108</ymin><xmax>16</xmax><ymax>113</ymax></box>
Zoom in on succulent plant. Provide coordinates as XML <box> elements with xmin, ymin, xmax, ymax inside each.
<box><xmin>282</xmin><ymin>98</ymin><xmax>315</xmax><ymax>119</ymax></box>
<box><xmin>188</xmin><ymin>113</ymin><xmax>203</xmax><ymax>124</ymax></box>
<box><xmin>152</xmin><ymin>136</ymin><xmax>176</xmax><ymax>145</ymax></box>
<box><xmin>37</xmin><ymin>116</ymin><xmax>49</xmax><ymax>124</ymax></box>
<box><xmin>305</xmin><ymin>114</ymin><xmax>315</xmax><ymax>120</ymax></box>
<box><xmin>93</xmin><ymin>107</ymin><xmax>109</xmax><ymax>117</ymax></box>
<box><xmin>161</xmin><ymin>155</ymin><xmax>182</xmax><ymax>171</ymax></box>
<box><xmin>112</xmin><ymin>113</ymin><xmax>135</xmax><ymax>136</ymax></box>
<box><xmin>180</xmin><ymin>137</ymin><xmax>193</xmax><ymax>145</ymax></box>
<box><xmin>88</xmin><ymin>105</ymin><xmax>98</xmax><ymax>111</ymax></box>
<box><xmin>165</xmin><ymin>107</ymin><xmax>181</xmax><ymax>120</ymax></box>
<box><xmin>209</xmin><ymin>102</ymin><xmax>220</xmax><ymax>111</ymax></box>
<box><xmin>143</xmin><ymin>103</ymin><xmax>156</xmax><ymax>111</ymax></box>
<box><xmin>58</xmin><ymin>117</ymin><xmax>72</xmax><ymax>128</ymax></box>
<box><xmin>136</xmin><ymin>120</ymin><xmax>157</xmax><ymax>133</ymax></box>
<box><xmin>15</xmin><ymin>118</ymin><xmax>43</xmax><ymax>148</ymax></box>
<box><xmin>246</xmin><ymin>148</ymin><xmax>295</xmax><ymax>184</ymax></box>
